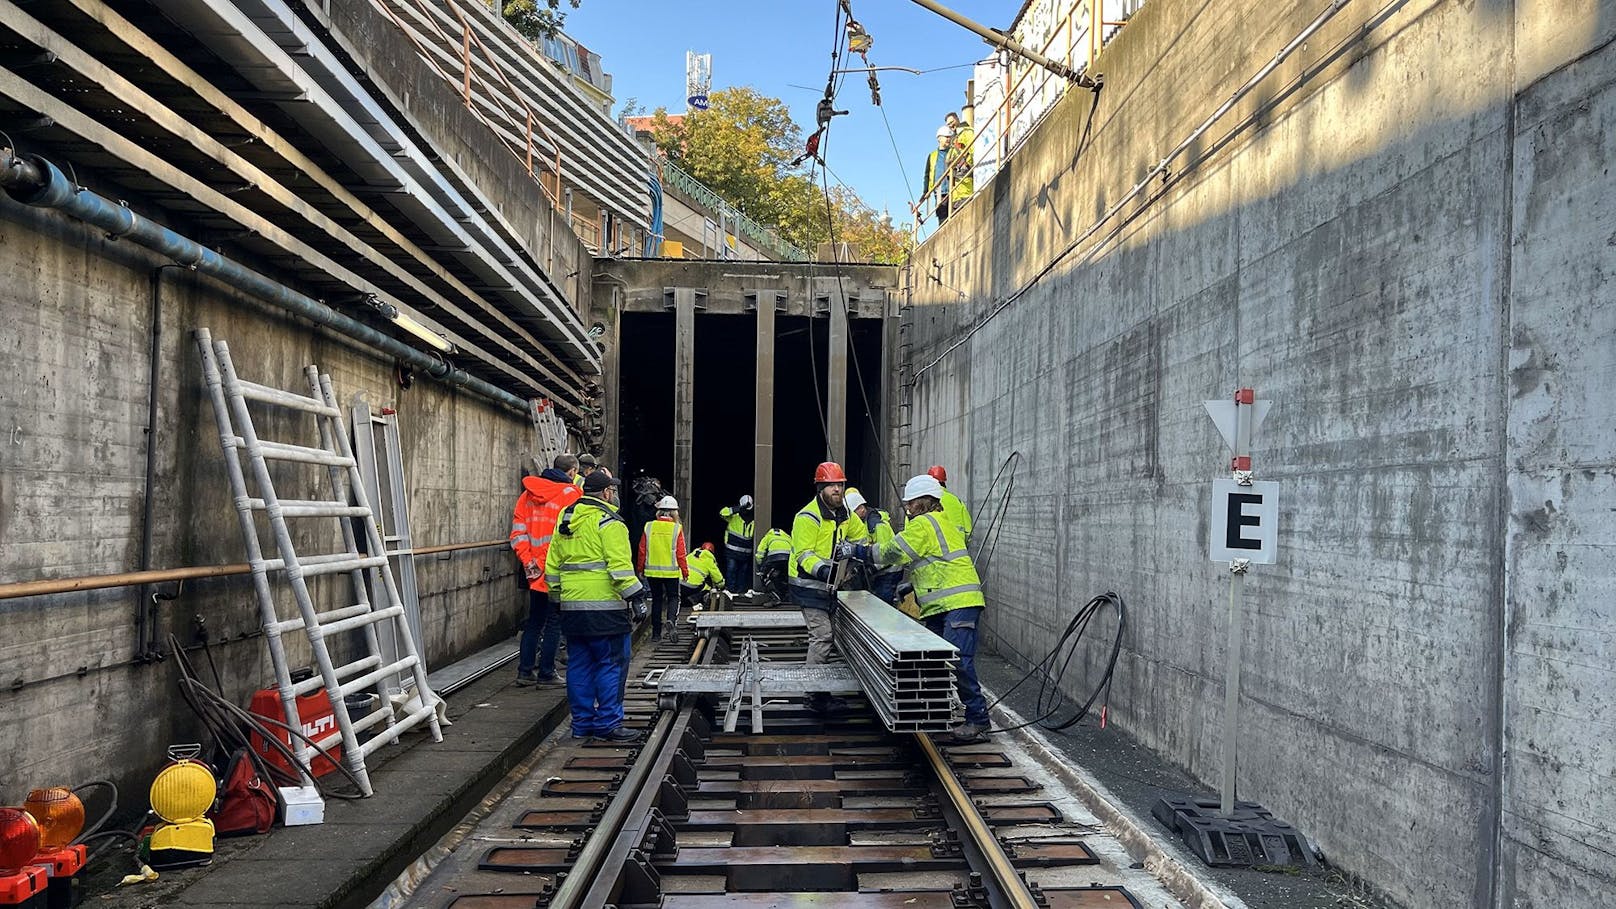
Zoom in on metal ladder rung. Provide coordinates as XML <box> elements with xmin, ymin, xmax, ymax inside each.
<box><xmin>263</xmin><ymin>554</ymin><xmax>388</xmax><ymax>577</ymax></box>
<box><xmin>357</xmin><ymin>701</ymin><xmax>439</xmax><ymax>759</ymax></box>
<box><xmin>312</xmin><ymin>704</ymin><xmax>393</xmax><ymax>753</ymax></box>
<box><xmin>250</xmin><ymin>499</ymin><xmax>372</xmax><ymax>519</ymax></box>
<box><xmin>236</xmin><ymin>437</ymin><xmax>356</xmax><ymax>467</ymax></box>
<box><xmin>270</xmin><ymin>604</ymin><xmax>369</xmax><ymax>635</ymax></box>
<box><xmin>290</xmin><ymin>654</ymin><xmax>383</xmax><ymax>697</ymax></box>
<box><xmin>337</xmin><ymin>655</ymin><xmax>419</xmax><ymax>699</ymax></box>
<box><xmin>314</xmin><ymin>605</ymin><xmax>404</xmax><ymax>639</ymax></box>
<box><xmin>234</xmin><ymin>379</ymin><xmax>342</xmax><ymax>416</ymax></box>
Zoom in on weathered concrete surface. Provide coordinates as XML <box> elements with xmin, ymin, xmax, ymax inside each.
<box><xmin>901</xmin><ymin>1</ymin><xmax>1616</xmax><ymax>906</ymax></box>
<box><xmin>0</xmin><ymin>197</ymin><xmax>533</xmax><ymax>800</ymax></box>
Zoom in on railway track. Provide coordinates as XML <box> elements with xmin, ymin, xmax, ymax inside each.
<box><xmin>400</xmin><ymin>608</ymin><xmax>1165</xmax><ymax>909</ymax></box>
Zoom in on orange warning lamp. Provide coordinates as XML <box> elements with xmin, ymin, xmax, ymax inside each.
<box><xmin>0</xmin><ymin>808</ymin><xmax>47</xmax><ymax>909</ymax></box>
<box><xmin>22</xmin><ymin>789</ymin><xmax>86</xmax><ymax>909</ymax></box>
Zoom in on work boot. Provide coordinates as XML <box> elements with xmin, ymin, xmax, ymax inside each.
<box><xmin>667</xmin><ymin>628</ymin><xmax>680</xmax><ymax>646</ymax></box>
<box><xmin>937</xmin><ymin>723</ymin><xmax>989</xmax><ymax>745</ymax></box>
<box><xmin>596</xmin><ymin>726</ymin><xmax>643</xmax><ymax>744</ymax></box>
<box><xmin>806</xmin><ymin>693</ymin><xmax>830</xmax><ymax>715</ymax></box>
<box><xmin>652</xmin><ymin>629</ymin><xmax>663</xmax><ymax>643</ymax></box>
<box><xmin>535</xmin><ymin>674</ymin><xmax>563</xmax><ymax>688</ymax></box>
<box><xmin>514</xmin><ymin>671</ymin><xmax>537</xmax><ymax>687</ymax></box>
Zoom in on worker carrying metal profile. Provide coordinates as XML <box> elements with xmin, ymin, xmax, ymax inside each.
<box><xmin>789</xmin><ymin>461</ymin><xmax>869</xmax><ymax>714</ymax></box>
<box><xmin>844</xmin><ymin>487</ymin><xmax>902</xmax><ymax>605</ymax></box>
<box><xmin>841</xmin><ymin>474</ymin><xmax>989</xmax><ymax>744</ymax></box>
<box><xmin>719</xmin><ymin>495</ymin><xmax>756</xmax><ymax>592</ymax></box>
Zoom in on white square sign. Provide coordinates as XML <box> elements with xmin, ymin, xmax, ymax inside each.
<box><xmin>1209</xmin><ymin>479</ymin><xmax>1279</xmax><ymax>564</ymax></box>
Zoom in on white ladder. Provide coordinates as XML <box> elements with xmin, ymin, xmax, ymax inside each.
<box><xmin>195</xmin><ymin>329</ymin><xmax>442</xmax><ymax>796</ymax></box>
<box><xmin>530</xmin><ymin>398</ymin><xmax>570</xmax><ymax>467</ymax></box>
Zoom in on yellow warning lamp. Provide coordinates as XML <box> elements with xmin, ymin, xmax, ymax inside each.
<box><xmin>147</xmin><ymin>746</ymin><xmax>217</xmax><ymax>869</ymax></box>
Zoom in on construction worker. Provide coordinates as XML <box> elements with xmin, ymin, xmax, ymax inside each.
<box><xmin>636</xmin><ymin>496</ymin><xmax>688</xmax><ymax>643</ymax></box>
<box><xmin>546</xmin><ymin>471</ymin><xmax>647</xmax><ymax>743</ymax></box>
<box><xmin>928</xmin><ymin>465</ymin><xmax>973</xmax><ymax>543</ymax></box>
<box><xmin>790</xmin><ymin>461</ymin><xmax>868</xmax><ymax>713</ymax></box>
<box><xmin>681</xmin><ymin>543</ymin><xmax>726</xmax><ymax>623</ymax></box>
<box><xmin>575</xmin><ymin>453</ymin><xmax>598</xmax><ymax>488</ymax></box>
<box><xmin>719</xmin><ymin>495</ymin><xmax>756</xmax><ymax>592</ymax></box>
<box><xmin>754</xmin><ymin>527</ymin><xmax>793</xmax><ymax>602</ymax></box>
<box><xmin>846</xmin><ymin>474</ymin><xmax>989</xmax><ymax>744</ymax></box>
<box><xmin>944</xmin><ymin>112</ymin><xmax>974</xmax><ymax>206</ymax></box>
<box><xmin>922</xmin><ymin>125</ymin><xmax>954</xmax><ymax>225</ymax></box>
<box><xmin>844</xmin><ymin>487</ymin><xmax>901</xmax><ymax>604</ymax></box>
<box><xmin>509</xmin><ymin>454</ymin><xmax>581</xmax><ymax>686</ymax></box>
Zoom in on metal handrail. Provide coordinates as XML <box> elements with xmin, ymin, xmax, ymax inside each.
<box><xmin>658</xmin><ymin>159</ymin><xmax>810</xmax><ymax>262</ymax></box>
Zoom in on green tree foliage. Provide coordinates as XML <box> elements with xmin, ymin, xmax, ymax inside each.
<box><xmin>650</xmin><ymin>87</ymin><xmax>911</xmax><ymax>264</ymax></box>
<box><xmin>501</xmin><ymin>0</ymin><xmax>580</xmax><ymax>42</ymax></box>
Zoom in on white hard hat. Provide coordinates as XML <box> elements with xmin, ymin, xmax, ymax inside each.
<box><xmin>936</xmin><ymin>125</ymin><xmax>953</xmax><ymax>139</ymax></box>
<box><xmin>901</xmin><ymin>474</ymin><xmax>945</xmax><ymax>502</ymax></box>
<box><xmin>739</xmin><ymin>495</ymin><xmax>754</xmax><ymax>509</ymax></box>
<box><xmin>656</xmin><ymin>495</ymin><xmax>679</xmax><ymax>510</ymax></box>
<box><xmin>844</xmin><ymin>488</ymin><xmax>867</xmax><ymax>511</ymax></box>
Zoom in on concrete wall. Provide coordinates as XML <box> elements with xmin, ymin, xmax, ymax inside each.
<box><xmin>901</xmin><ymin>0</ymin><xmax>1615</xmax><ymax>906</ymax></box>
<box><xmin>0</xmin><ymin>195</ymin><xmax>531</xmax><ymax>800</ymax></box>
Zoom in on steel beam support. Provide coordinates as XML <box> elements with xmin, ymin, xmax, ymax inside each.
<box><xmin>602</xmin><ymin>285</ymin><xmax>622</xmax><ymax>469</ymax></box>
<box><xmin>827</xmin><ymin>288</ymin><xmax>849</xmax><ymax>464</ymax></box>
<box><xmin>672</xmin><ymin>288</ymin><xmax>700</xmax><ymax>516</ymax></box>
<box><xmin>751</xmin><ymin>289</ymin><xmax>779</xmax><ymax>539</ymax></box>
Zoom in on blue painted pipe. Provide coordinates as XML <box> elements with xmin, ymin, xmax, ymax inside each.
<box><xmin>1</xmin><ymin>151</ymin><xmax>531</xmax><ymax>413</ymax></box>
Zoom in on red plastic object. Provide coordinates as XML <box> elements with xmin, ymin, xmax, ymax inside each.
<box><xmin>28</xmin><ymin>846</ymin><xmax>83</xmax><ymax>879</ymax></box>
<box><xmin>0</xmin><ymin>867</ymin><xmax>46</xmax><ymax>907</ymax></box>
<box><xmin>0</xmin><ymin>810</ymin><xmax>40</xmax><ymax>873</ymax></box>
<box><xmin>1231</xmin><ymin>456</ymin><xmax>1252</xmax><ymax>471</ymax></box>
<box><xmin>1234</xmin><ymin>387</ymin><xmax>1255</xmax><ymax>404</ymax></box>
<box><xmin>248</xmin><ymin>687</ymin><xmax>343</xmax><ymax>778</ymax></box>
<box><xmin>926</xmin><ymin>465</ymin><xmax>948</xmax><ymax>483</ymax></box>
<box><xmin>813</xmin><ymin>461</ymin><xmax>847</xmax><ymax>483</ymax></box>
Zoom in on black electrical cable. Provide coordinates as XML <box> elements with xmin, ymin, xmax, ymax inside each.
<box><xmin>985</xmin><ymin>591</ymin><xmax>1126</xmax><ymax>734</ymax></box>
<box><xmin>168</xmin><ymin>633</ymin><xmax>367</xmax><ymax>799</ymax></box>
<box><xmin>75</xmin><ymin>828</ymin><xmax>147</xmax><ymax>873</ymax></box>
<box><xmin>67</xmin><ymin>780</ymin><xmax>118</xmax><ymax>847</ymax></box>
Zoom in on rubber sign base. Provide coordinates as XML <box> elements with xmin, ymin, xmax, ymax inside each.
<box><xmin>1151</xmin><ymin>794</ymin><xmax>1317</xmax><ymax>868</ymax></box>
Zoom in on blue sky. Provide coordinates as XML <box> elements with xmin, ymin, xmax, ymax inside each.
<box><xmin>564</xmin><ymin>0</ymin><xmax>1013</xmax><ymax>232</ymax></box>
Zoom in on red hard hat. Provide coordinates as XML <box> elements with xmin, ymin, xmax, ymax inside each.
<box><xmin>927</xmin><ymin>465</ymin><xmax>948</xmax><ymax>483</ymax></box>
<box><xmin>814</xmin><ymin>461</ymin><xmax>848</xmax><ymax>484</ymax></box>
<box><xmin>701</xmin><ymin>542</ymin><xmax>715</xmax><ymax>553</ymax></box>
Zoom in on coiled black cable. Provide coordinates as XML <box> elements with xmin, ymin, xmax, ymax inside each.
<box><xmin>986</xmin><ymin>591</ymin><xmax>1127</xmax><ymax>734</ymax></box>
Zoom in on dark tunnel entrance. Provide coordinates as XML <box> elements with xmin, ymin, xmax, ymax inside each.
<box><xmin>616</xmin><ymin>311</ymin><xmax>885</xmax><ymax>549</ymax></box>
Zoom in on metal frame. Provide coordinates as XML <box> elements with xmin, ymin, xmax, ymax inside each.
<box><xmin>352</xmin><ymin>398</ymin><xmax>424</xmax><ymax>696</ymax></box>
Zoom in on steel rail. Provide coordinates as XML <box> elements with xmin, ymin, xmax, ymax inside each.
<box><xmin>546</xmin><ymin>635</ymin><xmax>710</xmax><ymax>909</ymax></box>
<box><xmin>916</xmin><ymin>732</ymin><xmax>1042</xmax><ymax>909</ymax></box>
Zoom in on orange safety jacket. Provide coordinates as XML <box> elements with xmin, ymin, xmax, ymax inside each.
<box><xmin>510</xmin><ymin>470</ymin><xmax>581</xmax><ymax>592</ymax></box>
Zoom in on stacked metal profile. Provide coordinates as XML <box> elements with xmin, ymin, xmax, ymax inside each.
<box><xmin>833</xmin><ymin>591</ymin><xmax>959</xmax><ymax>732</ymax></box>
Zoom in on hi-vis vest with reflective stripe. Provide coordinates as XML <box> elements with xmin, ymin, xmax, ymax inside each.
<box><xmin>643</xmin><ymin>519</ymin><xmax>683</xmax><ymax>579</ymax></box>
<box><xmin>721</xmin><ymin>508</ymin><xmax>754</xmax><ymax>553</ymax></box>
<box><xmin>755</xmin><ymin>528</ymin><xmax>792</xmax><ymax>565</ymax></box>
<box><xmin>546</xmin><ymin>498</ymin><xmax>645</xmax><ymax>612</ymax></box>
<box><xmin>867</xmin><ymin>509</ymin><xmax>901</xmax><ymax>577</ymax></box>
<box><xmin>877</xmin><ymin>510</ymin><xmax>984</xmax><ymax>618</ymax></box>
<box><xmin>940</xmin><ymin>488</ymin><xmax>973</xmax><ymax>540</ymax></box>
<box><xmin>790</xmin><ymin>497</ymin><xmax>868</xmax><ymax>584</ymax></box>
<box><xmin>683</xmin><ymin>549</ymin><xmax>724</xmax><ymax>590</ymax></box>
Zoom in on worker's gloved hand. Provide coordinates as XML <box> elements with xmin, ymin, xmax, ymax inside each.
<box><xmin>628</xmin><ymin>594</ymin><xmax>649</xmax><ymax>622</ymax></box>
<box><xmin>813</xmin><ymin>562</ymin><xmax>833</xmax><ymax>583</ymax></box>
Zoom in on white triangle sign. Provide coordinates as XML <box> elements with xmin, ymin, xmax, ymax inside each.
<box><xmin>1204</xmin><ymin>399</ymin><xmax>1272</xmax><ymax>454</ymax></box>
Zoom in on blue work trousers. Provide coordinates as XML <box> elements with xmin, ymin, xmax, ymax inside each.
<box><xmin>870</xmin><ymin>571</ymin><xmax>903</xmax><ymax>605</ymax></box>
<box><xmin>725</xmin><ymin>550</ymin><xmax>752</xmax><ymax>592</ymax></box>
<box><xmin>924</xmin><ymin>607</ymin><xmax>989</xmax><ymax>727</ymax></box>
<box><xmin>564</xmin><ymin>633</ymin><xmax>630</xmax><ymax>737</ymax></box>
<box><xmin>519</xmin><ymin>589</ymin><xmax>561</xmax><ymax>679</ymax></box>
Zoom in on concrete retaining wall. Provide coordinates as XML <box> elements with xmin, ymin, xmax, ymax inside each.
<box><xmin>0</xmin><ymin>196</ymin><xmax>531</xmax><ymax>799</ymax></box>
<box><xmin>901</xmin><ymin>0</ymin><xmax>1615</xmax><ymax>905</ymax></box>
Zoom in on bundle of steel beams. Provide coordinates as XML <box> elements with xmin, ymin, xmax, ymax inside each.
<box><xmin>834</xmin><ymin>591</ymin><xmax>959</xmax><ymax>732</ymax></box>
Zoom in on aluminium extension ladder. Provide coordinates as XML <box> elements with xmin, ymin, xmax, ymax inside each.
<box><xmin>195</xmin><ymin>329</ymin><xmax>442</xmax><ymax>796</ymax></box>
<box><xmin>530</xmin><ymin>397</ymin><xmax>570</xmax><ymax>467</ymax></box>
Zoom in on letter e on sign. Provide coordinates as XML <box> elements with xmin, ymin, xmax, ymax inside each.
<box><xmin>1209</xmin><ymin>478</ymin><xmax>1279</xmax><ymax>564</ymax></box>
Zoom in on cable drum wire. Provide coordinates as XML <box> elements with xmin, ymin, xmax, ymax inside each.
<box><xmin>985</xmin><ymin>591</ymin><xmax>1127</xmax><ymax>735</ymax></box>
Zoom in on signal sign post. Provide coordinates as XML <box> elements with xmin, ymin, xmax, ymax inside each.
<box><xmin>1203</xmin><ymin>388</ymin><xmax>1277</xmax><ymax>816</ymax></box>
